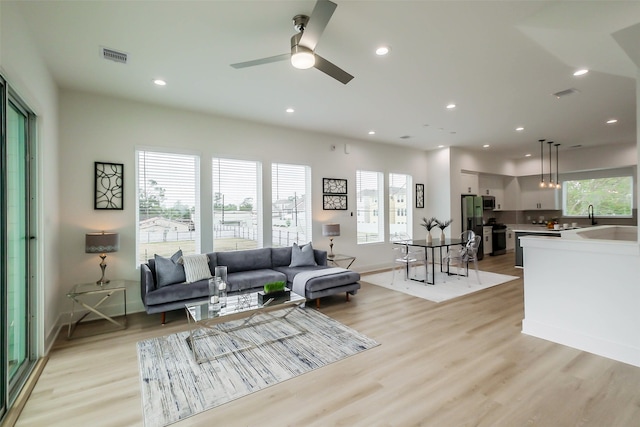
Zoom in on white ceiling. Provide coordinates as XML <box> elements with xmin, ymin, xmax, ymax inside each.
<box><xmin>14</xmin><ymin>0</ymin><xmax>640</xmax><ymax>159</ymax></box>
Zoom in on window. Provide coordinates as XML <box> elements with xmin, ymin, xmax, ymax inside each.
<box><xmin>272</xmin><ymin>163</ymin><xmax>311</xmax><ymax>247</ymax></box>
<box><xmin>563</xmin><ymin>176</ymin><xmax>633</xmax><ymax>217</ymax></box>
<box><xmin>357</xmin><ymin>170</ymin><xmax>384</xmax><ymax>244</ymax></box>
<box><xmin>136</xmin><ymin>150</ymin><xmax>199</xmax><ymax>263</ymax></box>
<box><xmin>212</xmin><ymin>158</ymin><xmax>262</xmax><ymax>251</ymax></box>
<box><xmin>389</xmin><ymin>173</ymin><xmax>411</xmax><ymax>238</ymax></box>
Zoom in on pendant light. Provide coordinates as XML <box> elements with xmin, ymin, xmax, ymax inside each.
<box><xmin>547</xmin><ymin>141</ymin><xmax>554</xmax><ymax>187</ymax></box>
<box><xmin>539</xmin><ymin>139</ymin><xmax>546</xmax><ymax>188</ymax></box>
<box><xmin>555</xmin><ymin>143</ymin><xmax>561</xmax><ymax>189</ymax></box>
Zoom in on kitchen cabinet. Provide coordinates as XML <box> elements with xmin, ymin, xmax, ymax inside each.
<box><xmin>519</xmin><ymin>176</ymin><xmax>560</xmax><ymax>210</ymax></box>
<box><xmin>479</xmin><ymin>174</ymin><xmax>516</xmax><ymax>211</ymax></box>
<box><xmin>460</xmin><ymin>172</ymin><xmax>478</xmax><ymax>195</ymax></box>
<box><xmin>483</xmin><ymin>226</ymin><xmax>493</xmax><ymax>256</ymax></box>
<box><xmin>506</xmin><ymin>227</ymin><xmax>515</xmax><ymax>251</ymax></box>
<box><xmin>515</xmin><ymin>231</ymin><xmax>560</xmax><ymax>267</ymax></box>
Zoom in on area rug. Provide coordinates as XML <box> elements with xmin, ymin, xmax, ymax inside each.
<box><xmin>362</xmin><ymin>267</ymin><xmax>519</xmax><ymax>303</ymax></box>
<box><xmin>137</xmin><ymin>307</ymin><xmax>379</xmax><ymax>427</ymax></box>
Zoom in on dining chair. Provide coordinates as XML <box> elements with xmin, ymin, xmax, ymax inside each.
<box><xmin>443</xmin><ymin>233</ymin><xmax>481</xmax><ymax>285</ymax></box>
<box><xmin>390</xmin><ymin>233</ymin><xmax>426</xmax><ymax>284</ymax></box>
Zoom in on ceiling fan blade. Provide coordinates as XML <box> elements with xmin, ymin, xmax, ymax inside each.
<box><xmin>314</xmin><ymin>54</ymin><xmax>354</xmax><ymax>84</ymax></box>
<box><xmin>299</xmin><ymin>0</ymin><xmax>337</xmax><ymax>50</ymax></box>
<box><xmin>230</xmin><ymin>53</ymin><xmax>290</xmax><ymax>69</ymax></box>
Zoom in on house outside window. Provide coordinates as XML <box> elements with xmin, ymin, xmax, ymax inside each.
<box><xmin>272</xmin><ymin>163</ymin><xmax>311</xmax><ymax>247</ymax></box>
<box><xmin>212</xmin><ymin>158</ymin><xmax>262</xmax><ymax>251</ymax></box>
<box><xmin>357</xmin><ymin>170</ymin><xmax>384</xmax><ymax>244</ymax></box>
<box><xmin>136</xmin><ymin>149</ymin><xmax>200</xmax><ymax>264</ymax></box>
<box><xmin>389</xmin><ymin>173</ymin><xmax>411</xmax><ymax>238</ymax></box>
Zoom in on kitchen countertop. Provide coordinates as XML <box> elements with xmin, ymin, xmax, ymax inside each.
<box><xmin>509</xmin><ymin>224</ymin><xmax>563</xmax><ymax>233</ymax></box>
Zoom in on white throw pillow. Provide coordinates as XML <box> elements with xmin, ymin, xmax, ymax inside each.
<box><xmin>289</xmin><ymin>242</ymin><xmax>317</xmax><ymax>267</ymax></box>
<box><xmin>179</xmin><ymin>254</ymin><xmax>212</xmax><ymax>283</ymax></box>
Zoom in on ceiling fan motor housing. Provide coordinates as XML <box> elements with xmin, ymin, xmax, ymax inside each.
<box><xmin>292</xmin><ymin>14</ymin><xmax>309</xmax><ymax>32</ymax></box>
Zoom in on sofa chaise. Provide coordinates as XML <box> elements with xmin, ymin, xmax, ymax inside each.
<box><xmin>140</xmin><ymin>244</ymin><xmax>361</xmax><ymax>324</ymax></box>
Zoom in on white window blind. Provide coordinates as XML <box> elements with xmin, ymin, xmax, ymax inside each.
<box><xmin>357</xmin><ymin>170</ymin><xmax>384</xmax><ymax>244</ymax></box>
<box><xmin>212</xmin><ymin>158</ymin><xmax>262</xmax><ymax>251</ymax></box>
<box><xmin>389</xmin><ymin>173</ymin><xmax>411</xmax><ymax>239</ymax></box>
<box><xmin>272</xmin><ymin>163</ymin><xmax>311</xmax><ymax>247</ymax></box>
<box><xmin>136</xmin><ymin>150</ymin><xmax>199</xmax><ymax>264</ymax></box>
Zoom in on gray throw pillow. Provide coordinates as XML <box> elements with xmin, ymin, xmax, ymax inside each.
<box><xmin>155</xmin><ymin>250</ymin><xmax>186</xmax><ymax>287</ymax></box>
<box><xmin>289</xmin><ymin>242</ymin><xmax>317</xmax><ymax>267</ymax></box>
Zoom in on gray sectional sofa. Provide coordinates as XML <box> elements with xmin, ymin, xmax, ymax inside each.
<box><xmin>140</xmin><ymin>245</ymin><xmax>361</xmax><ymax>324</ymax></box>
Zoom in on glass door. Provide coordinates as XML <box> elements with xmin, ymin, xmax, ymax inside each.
<box><xmin>1</xmin><ymin>77</ymin><xmax>36</xmax><ymax>421</ymax></box>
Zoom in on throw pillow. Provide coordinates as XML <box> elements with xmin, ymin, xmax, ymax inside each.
<box><xmin>154</xmin><ymin>250</ymin><xmax>186</xmax><ymax>287</ymax></box>
<box><xmin>179</xmin><ymin>254</ymin><xmax>212</xmax><ymax>283</ymax></box>
<box><xmin>289</xmin><ymin>242</ymin><xmax>317</xmax><ymax>267</ymax></box>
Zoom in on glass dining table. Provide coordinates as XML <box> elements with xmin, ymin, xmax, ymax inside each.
<box><xmin>393</xmin><ymin>238</ymin><xmax>464</xmax><ymax>284</ymax></box>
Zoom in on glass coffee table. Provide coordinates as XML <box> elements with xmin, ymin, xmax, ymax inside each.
<box><xmin>185</xmin><ymin>290</ymin><xmax>306</xmax><ymax>364</ymax></box>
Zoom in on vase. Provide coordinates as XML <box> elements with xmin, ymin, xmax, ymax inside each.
<box><xmin>426</xmin><ymin>231</ymin><xmax>433</xmax><ymax>244</ymax></box>
<box><xmin>440</xmin><ymin>230</ymin><xmax>446</xmax><ymax>241</ymax></box>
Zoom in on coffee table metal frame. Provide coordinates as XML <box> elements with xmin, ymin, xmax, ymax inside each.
<box><xmin>185</xmin><ymin>290</ymin><xmax>306</xmax><ymax>364</ymax></box>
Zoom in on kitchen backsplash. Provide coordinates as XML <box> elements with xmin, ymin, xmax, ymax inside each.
<box><xmin>485</xmin><ymin>209</ymin><xmax>637</xmax><ymax>227</ymax></box>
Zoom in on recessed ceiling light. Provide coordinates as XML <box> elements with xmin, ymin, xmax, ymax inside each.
<box><xmin>286</xmin><ymin>108</ymin><xmax>295</xmax><ymax>113</ymax></box>
<box><xmin>525</xmin><ymin>153</ymin><xmax>532</xmax><ymax>157</ymax></box>
<box><xmin>438</xmin><ymin>145</ymin><xmax>445</xmax><ymax>148</ymax></box>
<box><xmin>368</xmin><ymin>131</ymin><xmax>376</xmax><ymax>135</ymax></box>
<box><xmin>375</xmin><ymin>46</ymin><xmax>390</xmax><ymax>56</ymax></box>
<box><xmin>516</xmin><ymin>127</ymin><xmax>524</xmax><ymax>131</ymax></box>
<box><xmin>606</xmin><ymin>119</ymin><xmax>618</xmax><ymax>124</ymax></box>
<box><xmin>573</xmin><ymin>69</ymin><xmax>589</xmax><ymax>76</ymax></box>
<box><xmin>483</xmin><ymin>144</ymin><xmax>490</xmax><ymax>148</ymax></box>
<box><xmin>446</xmin><ymin>104</ymin><xmax>456</xmax><ymax>109</ymax></box>
<box><xmin>153</xmin><ymin>79</ymin><xmax>166</xmax><ymax>86</ymax></box>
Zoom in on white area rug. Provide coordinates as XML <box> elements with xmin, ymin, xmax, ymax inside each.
<box><xmin>362</xmin><ymin>267</ymin><xmax>519</xmax><ymax>303</ymax></box>
<box><xmin>137</xmin><ymin>307</ymin><xmax>378</xmax><ymax>427</ymax></box>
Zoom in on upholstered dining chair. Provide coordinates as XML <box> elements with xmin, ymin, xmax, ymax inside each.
<box><xmin>390</xmin><ymin>233</ymin><xmax>426</xmax><ymax>284</ymax></box>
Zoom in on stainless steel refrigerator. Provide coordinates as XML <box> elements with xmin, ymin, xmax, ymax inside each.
<box><xmin>461</xmin><ymin>195</ymin><xmax>484</xmax><ymax>260</ymax></box>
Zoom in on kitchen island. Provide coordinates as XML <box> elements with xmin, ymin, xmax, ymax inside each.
<box><xmin>519</xmin><ymin>225</ymin><xmax>639</xmax><ymax>367</ymax></box>
<box><xmin>512</xmin><ymin>224</ymin><xmax>561</xmax><ymax>267</ymax></box>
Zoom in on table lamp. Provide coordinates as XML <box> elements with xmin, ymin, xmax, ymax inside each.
<box><xmin>322</xmin><ymin>223</ymin><xmax>340</xmax><ymax>258</ymax></box>
<box><xmin>85</xmin><ymin>231</ymin><xmax>120</xmax><ymax>285</ymax></box>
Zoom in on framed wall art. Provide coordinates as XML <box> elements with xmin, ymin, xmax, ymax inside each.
<box><xmin>415</xmin><ymin>183</ymin><xmax>425</xmax><ymax>208</ymax></box>
<box><xmin>323</xmin><ymin>194</ymin><xmax>348</xmax><ymax>210</ymax></box>
<box><xmin>95</xmin><ymin>161</ymin><xmax>124</xmax><ymax>210</ymax></box>
<box><xmin>323</xmin><ymin>178</ymin><xmax>347</xmax><ymax>194</ymax></box>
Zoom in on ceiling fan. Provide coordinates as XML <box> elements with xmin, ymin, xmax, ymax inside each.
<box><xmin>230</xmin><ymin>0</ymin><xmax>354</xmax><ymax>85</ymax></box>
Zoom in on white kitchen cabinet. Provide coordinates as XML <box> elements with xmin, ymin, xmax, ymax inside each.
<box><xmin>460</xmin><ymin>172</ymin><xmax>479</xmax><ymax>195</ymax></box>
<box><xmin>479</xmin><ymin>174</ymin><xmax>509</xmax><ymax>210</ymax></box>
<box><xmin>506</xmin><ymin>227</ymin><xmax>515</xmax><ymax>251</ymax></box>
<box><xmin>483</xmin><ymin>226</ymin><xmax>493</xmax><ymax>255</ymax></box>
<box><xmin>519</xmin><ymin>176</ymin><xmax>560</xmax><ymax>210</ymax></box>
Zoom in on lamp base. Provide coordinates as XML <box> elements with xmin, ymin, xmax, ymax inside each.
<box><xmin>327</xmin><ymin>253</ymin><xmax>335</xmax><ymax>258</ymax></box>
<box><xmin>96</xmin><ymin>279</ymin><xmax>111</xmax><ymax>286</ymax></box>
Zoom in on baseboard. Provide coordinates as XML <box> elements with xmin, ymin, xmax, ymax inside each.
<box><xmin>1</xmin><ymin>357</ymin><xmax>48</xmax><ymax>427</ymax></box>
<box><xmin>522</xmin><ymin>319</ymin><xmax>640</xmax><ymax>368</ymax></box>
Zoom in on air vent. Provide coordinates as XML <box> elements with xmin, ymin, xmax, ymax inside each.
<box><xmin>101</xmin><ymin>47</ymin><xmax>128</xmax><ymax>64</ymax></box>
<box><xmin>399</xmin><ymin>135</ymin><xmax>411</xmax><ymax>139</ymax></box>
<box><xmin>552</xmin><ymin>88</ymin><xmax>580</xmax><ymax>98</ymax></box>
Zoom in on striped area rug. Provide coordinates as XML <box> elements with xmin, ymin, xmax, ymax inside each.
<box><xmin>137</xmin><ymin>307</ymin><xmax>379</xmax><ymax>427</ymax></box>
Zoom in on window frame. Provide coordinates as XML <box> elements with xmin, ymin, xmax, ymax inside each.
<box><xmin>561</xmin><ymin>172</ymin><xmax>634</xmax><ymax>219</ymax></box>
<box><xmin>356</xmin><ymin>170</ymin><xmax>385</xmax><ymax>244</ymax></box>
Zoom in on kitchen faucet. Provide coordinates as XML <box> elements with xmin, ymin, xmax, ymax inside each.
<box><xmin>588</xmin><ymin>204</ymin><xmax>597</xmax><ymax>225</ymax></box>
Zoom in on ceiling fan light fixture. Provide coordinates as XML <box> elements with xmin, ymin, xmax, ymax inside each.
<box><xmin>291</xmin><ymin>47</ymin><xmax>315</xmax><ymax>69</ymax></box>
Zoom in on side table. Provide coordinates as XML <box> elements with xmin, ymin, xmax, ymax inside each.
<box><xmin>328</xmin><ymin>253</ymin><xmax>356</xmax><ymax>269</ymax></box>
<box><xmin>67</xmin><ymin>280</ymin><xmax>127</xmax><ymax>338</ymax></box>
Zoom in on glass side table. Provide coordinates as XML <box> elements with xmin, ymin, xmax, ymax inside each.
<box><xmin>327</xmin><ymin>253</ymin><xmax>356</xmax><ymax>269</ymax></box>
<box><xmin>67</xmin><ymin>280</ymin><xmax>127</xmax><ymax>338</ymax></box>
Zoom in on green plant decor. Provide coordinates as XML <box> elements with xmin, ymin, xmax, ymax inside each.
<box><xmin>263</xmin><ymin>281</ymin><xmax>286</xmax><ymax>294</ymax></box>
<box><xmin>436</xmin><ymin>219</ymin><xmax>453</xmax><ymax>230</ymax></box>
<box><xmin>421</xmin><ymin>216</ymin><xmax>437</xmax><ymax>231</ymax></box>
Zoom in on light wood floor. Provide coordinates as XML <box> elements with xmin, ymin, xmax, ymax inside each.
<box><xmin>15</xmin><ymin>254</ymin><xmax>640</xmax><ymax>426</ymax></box>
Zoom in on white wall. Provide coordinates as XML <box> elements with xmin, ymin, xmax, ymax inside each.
<box><xmin>57</xmin><ymin>89</ymin><xmax>430</xmax><ymax>323</ymax></box>
<box><xmin>1</xmin><ymin>2</ymin><xmax>60</xmax><ymax>353</ymax></box>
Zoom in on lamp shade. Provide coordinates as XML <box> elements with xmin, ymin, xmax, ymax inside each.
<box><xmin>85</xmin><ymin>232</ymin><xmax>119</xmax><ymax>254</ymax></box>
<box><xmin>322</xmin><ymin>224</ymin><xmax>340</xmax><ymax>237</ymax></box>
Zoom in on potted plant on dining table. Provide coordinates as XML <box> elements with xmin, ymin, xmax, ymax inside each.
<box><xmin>421</xmin><ymin>217</ymin><xmax>437</xmax><ymax>244</ymax></box>
<box><xmin>436</xmin><ymin>219</ymin><xmax>453</xmax><ymax>241</ymax></box>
